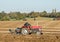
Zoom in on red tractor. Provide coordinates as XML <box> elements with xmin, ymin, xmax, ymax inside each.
<box><xmin>9</xmin><ymin>22</ymin><xmax>43</xmax><ymax>35</ymax></box>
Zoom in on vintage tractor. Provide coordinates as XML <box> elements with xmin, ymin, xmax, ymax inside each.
<box><xmin>9</xmin><ymin>22</ymin><xmax>43</xmax><ymax>35</ymax></box>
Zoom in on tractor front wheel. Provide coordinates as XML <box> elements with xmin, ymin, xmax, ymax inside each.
<box><xmin>21</xmin><ymin>28</ymin><xmax>29</xmax><ymax>35</ymax></box>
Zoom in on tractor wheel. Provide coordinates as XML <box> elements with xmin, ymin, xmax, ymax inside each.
<box><xmin>36</xmin><ymin>31</ymin><xmax>43</xmax><ymax>35</ymax></box>
<box><xmin>36</xmin><ymin>28</ymin><xmax>42</xmax><ymax>35</ymax></box>
<box><xmin>36</xmin><ymin>31</ymin><xmax>40</xmax><ymax>35</ymax></box>
<box><xmin>21</xmin><ymin>28</ymin><xmax>29</xmax><ymax>35</ymax></box>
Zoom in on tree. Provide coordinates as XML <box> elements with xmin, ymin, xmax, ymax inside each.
<box><xmin>40</xmin><ymin>11</ymin><xmax>47</xmax><ymax>17</ymax></box>
<box><xmin>1</xmin><ymin>16</ymin><xmax>10</xmax><ymax>21</ymax></box>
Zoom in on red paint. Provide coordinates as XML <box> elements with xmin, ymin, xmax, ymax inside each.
<box><xmin>21</xmin><ymin>25</ymin><xmax>42</xmax><ymax>29</ymax></box>
<box><xmin>21</xmin><ymin>26</ymin><xmax>31</xmax><ymax>28</ymax></box>
<box><xmin>31</xmin><ymin>26</ymin><xmax>42</xmax><ymax>29</ymax></box>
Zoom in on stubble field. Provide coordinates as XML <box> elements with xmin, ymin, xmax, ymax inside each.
<box><xmin>0</xmin><ymin>17</ymin><xmax>60</xmax><ymax>42</ymax></box>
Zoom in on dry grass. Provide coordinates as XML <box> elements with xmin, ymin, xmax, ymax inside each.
<box><xmin>0</xmin><ymin>20</ymin><xmax>60</xmax><ymax>28</ymax></box>
<box><xmin>0</xmin><ymin>33</ymin><xmax>60</xmax><ymax>42</ymax></box>
<box><xmin>0</xmin><ymin>17</ymin><xmax>60</xmax><ymax>42</ymax></box>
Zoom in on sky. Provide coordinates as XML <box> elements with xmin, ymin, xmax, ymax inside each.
<box><xmin>0</xmin><ymin>0</ymin><xmax>60</xmax><ymax>13</ymax></box>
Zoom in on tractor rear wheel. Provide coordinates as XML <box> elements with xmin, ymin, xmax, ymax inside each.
<box><xmin>21</xmin><ymin>28</ymin><xmax>29</xmax><ymax>35</ymax></box>
<box><xmin>36</xmin><ymin>28</ymin><xmax>42</xmax><ymax>35</ymax></box>
<box><xmin>36</xmin><ymin>31</ymin><xmax>40</xmax><ymax>35</ymax></box>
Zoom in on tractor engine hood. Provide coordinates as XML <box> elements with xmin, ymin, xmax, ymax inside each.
<box><xmin>31</xmin><ymin>26</ymin><xmax>42</xmax><ymax>29</ymax></box>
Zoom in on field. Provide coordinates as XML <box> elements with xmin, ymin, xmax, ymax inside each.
<box><xmin>0</xmin><ymin>17</ymin><xmax>60</xmax><ymax>42</ymax></box>
<box><xmin>0</xmin><ymin>33</ymin><xmax>60</xmax><ymax>42</ymax></box>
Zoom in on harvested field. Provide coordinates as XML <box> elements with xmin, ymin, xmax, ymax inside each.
<box><xmin>0</xmin><ymin>18</ymin><xmax>60</xmax><ymax>42</ymax></box>
<box><xmin>0</xmin><ymin>33</ymin><xmax>60</xmax><ymax>42</ymax></box>
<box><xmin>0</xmin><ymin>20</ymin><xmax>60</xmax><ymax>28</ymax></box>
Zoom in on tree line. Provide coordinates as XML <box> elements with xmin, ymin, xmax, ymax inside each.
<box><xmin>0</xmin><ymin>10</ymin><xmax>60</xmax><ymax>21</ymax></box>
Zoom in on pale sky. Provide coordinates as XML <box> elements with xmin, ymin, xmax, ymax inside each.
<box><xmin>0</xmin><ymin>0</ymin><xmax>60</xmax><ymax>13</ymax></box>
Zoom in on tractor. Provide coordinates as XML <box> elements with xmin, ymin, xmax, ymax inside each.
<box><xmin>9</xmin><ymin>22</ymin><xmax>43</xmax><ymax>35</ymax></box>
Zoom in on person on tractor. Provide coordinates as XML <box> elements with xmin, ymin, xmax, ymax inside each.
<box><xmin>21</xmin><ymin>22</ymin><xmax>31</xmax><ymax>29</ymax></box>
